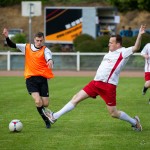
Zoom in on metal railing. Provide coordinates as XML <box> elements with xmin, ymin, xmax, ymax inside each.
<box><xmin>0</xmin><ymin>51</ymin><xmax>144</xmax><ymax>71</ymax></box>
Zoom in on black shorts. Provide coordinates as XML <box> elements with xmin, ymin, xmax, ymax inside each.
<box><xmin>26</xmin><ymin>76</ymin><xmax>49</xmax><ymax>97</ymax></box>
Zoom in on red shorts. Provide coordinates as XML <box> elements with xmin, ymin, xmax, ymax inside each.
<box><xmin>83</xmin><ymin>80</ymin><xmax>116</xmax><ymax>106</ymax></box>
<box><xmin>145</xmin><ymin>72</ymin><xmax>150</xmax><ymax>81</ymax></box>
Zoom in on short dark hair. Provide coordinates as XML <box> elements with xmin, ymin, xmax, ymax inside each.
<box><xmin>111</xmin><ymin>34</ymin><xmax>122</xmax><ymax>46</ymax></box>
<box><xmin>34</xmin><ymin>32</ymin><xmax>44</xmax><ymax>38</ymax></box>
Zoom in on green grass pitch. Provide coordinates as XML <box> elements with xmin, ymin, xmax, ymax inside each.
<box><xmin>0</xmin><ymin>76</ymin><xmax>150</xmax><ymax>150</ymax></box>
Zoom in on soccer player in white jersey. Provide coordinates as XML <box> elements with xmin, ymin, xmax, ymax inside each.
<box><xmin>141</xmin><ymin>43</ymin><xmax>150</xmax><ymax>96</ymax></box>
<box><xmin>47</xmin><ymin>25</ymin><xmax>146</xmax><ymax>131</ymax></box>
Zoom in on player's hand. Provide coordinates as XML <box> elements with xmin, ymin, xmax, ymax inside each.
<box><xmin>2</xmin><ymin>28</ymin><xmax>9</xmax><ymax>37</ymax></box>
<box><xmin>145</xmin><ymin>55</ymin><xmax>149</xmax><ymax>59</ymax></box>
<box><xmin>47</xmin><ymin>59</ymin><xmax>53</xmax><ymax>69</ymax></box>
<box><xmin>139</xmin><ymin>24</ymin><xmax>146</xmax><ymax>35</ymax></box>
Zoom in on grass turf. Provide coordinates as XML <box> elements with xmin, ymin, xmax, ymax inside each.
<box><xmin>0</xmin><ymin>76</ymin><xmax>150</xmax><ymax>150</ymax></box>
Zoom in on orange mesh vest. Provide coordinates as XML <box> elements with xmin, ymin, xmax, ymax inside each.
<box><xmin>24</xmin><ymin>44</ymin><xmax>54</xmax><ymax>79</ymax></box>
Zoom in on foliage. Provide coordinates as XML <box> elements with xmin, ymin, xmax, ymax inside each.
<box><xmin>140</xmin><ymin>33</ymin><xmax>150</xmax><ymax>50</ymax></box>
<box><xmin>75</xmin><ymin>40</ymin><xmax>100</xmax><ymax>52</ymax></box>
<box><xmin>118</xmin><ymin>33</ymin><xmax>150</xmax><ymax>52</ymax></box>
<box><xmin>73</xmin><ymin>34</ymin><xmax>95</xmax><ymax>49</ymax></box>
<box><xmin>73</xmin><ymin>31</ymin><xmax>150</xmax><ymax>53</ymax></box>
<box><xmin>73</xmin><ymin>33</ymin><xmax>108</xmax><ymax>52</ymax></box>
<box><xmin>0</xmin><ymin>44</ymin><xmax>15</xmax><ymax>52</ymax></box>
<box><xmin>0</xmin><ymin>34</ymin><xmax>26</xmax><ymax>52</ymax></box>
<box><xmin>50</xmin><ymin>44</ymin><xmax>62</xmax><ymax>52</ymax></box>
<box><xmin>11</xmin><ymin>33</ymin><xmax>27</xmax><ymax>43</ymax></box>
<box><xmin>108</xmin><ymin>0</ymin><xmax>150</xmax><ymax>12</ymax></box>
<box><xmin>131</xmin><ymin>56</ymin><xmax>144</xmax><ymax>68</ymax></box>
<box><xmin>95</xmin><ymin>35</ymin><xmax>110</xmax><ymax>52</ymax></box>
<box><xmin>0</xmin><ymin>0</ymin><xmax>149</xmax><ymax>12</ymax></box>
<box><xmin>122</xmin><ymin>36</ymin><xmax>135</xmax><ymax>48</ymax></box>
<box><xmin>0</xmin><ymin>0</ymin><xmax>49</xmax><ymax>6</ymax></box>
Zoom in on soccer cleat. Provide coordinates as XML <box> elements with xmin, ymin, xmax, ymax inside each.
<box><xmin>132</xmin><ymin>116</ymin><xmax>142</xmax><ymax>131</ymax></box>
<box><xmin>45</xmin><ymin>111</ymin><xmax>57</xmax><ymax>124</ymax></box>
<box><xmin>41</xmin><ymin>108</ymin><xmax>52</xmax><ymax>128</ymax></box>
<box><xmin>44</xmin><ymin>108</ymin><xmax>52</xmax><ymax>114</ymax></box>
<box><xmin>42</xmin><ymin>108</ymin><xmax>57</xmax><ymax>124</ymax></box>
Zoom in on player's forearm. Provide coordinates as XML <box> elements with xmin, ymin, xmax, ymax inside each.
<box><xmin>132</xmin><ymin>34</ymin><xmax>142</xmax><ymax>53</ymax></box>
<box><xmin>6</xmin><ymin>37</ymin><xmax>16</xmax><ymax>48</ymax></box>
<box><xmin>132</xmin><ymin>25</ymin><xmax>146</xmax><ymax>53</ymax></box>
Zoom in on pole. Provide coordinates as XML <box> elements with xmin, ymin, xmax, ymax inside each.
<box><xmin>29</xmin><ymin>3</ymin><xmax>34</xmax><ymax>43</ymax></box>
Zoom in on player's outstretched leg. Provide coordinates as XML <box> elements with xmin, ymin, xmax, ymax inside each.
<box><xmin>45</xmin><ymin>101</ymin><xmax>75</xmax><ymax>124</ymax></box>
<box><xmin>117</xmin><ymin>111</ymin><xmax>142</xmax><ymax>131</ymax></box>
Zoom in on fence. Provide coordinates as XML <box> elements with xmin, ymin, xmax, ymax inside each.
<box><xmin>0</xmin><ymin>51</ymin><xmax>144</xmax><ymax>71</ymax></box>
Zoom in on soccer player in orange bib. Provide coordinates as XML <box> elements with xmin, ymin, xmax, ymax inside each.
<box><xmin>3</xmin><ymin>28</ymin><xmax>54</xmax><ymax>128</ymax></box>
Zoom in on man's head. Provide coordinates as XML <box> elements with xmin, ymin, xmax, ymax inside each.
<box><xmin>34</xmin><ymin>32</ymin><xmax>44</xmax><ymax>48</ymax></box>
<box><xmin>108</xmin><ymin>35</ymin><xmax>122</xmax><ymax>52</ymax></box>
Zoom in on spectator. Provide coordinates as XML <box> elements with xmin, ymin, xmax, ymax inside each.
<box><xmin>127</xmin><ymin>27</ymin><xmax>133</xmax><ymax>37</ymax></box>
<box><xmin>120</xmin><ymin>26</ymin><xmax>126</xmax><ymax>37</ymax></box>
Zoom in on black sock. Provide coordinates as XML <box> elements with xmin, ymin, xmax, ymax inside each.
<box><xmin>36</xmin><ymin>106</ymin><xmax>49</xmax><ymax>123</ymax></box>
<box><xmin>143</xmin><ymin>86</ymin><xmax>148</xmax><ymax>93</ymax></box>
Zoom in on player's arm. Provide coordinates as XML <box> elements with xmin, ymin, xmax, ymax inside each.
<box><xmin>132</xmin><ymin>25</ymin><xmax>146</xmax><ymax>53</ymax></box>
<box><xmin>3</xmin><ymin>28</ymin><xmax>26</xmax><ymax>52</ymax></box>
<box><xmin>45</xmin><ymin>48</ymin><xmax>53</xmax><ymax>69</ymax></box>
<box><xmin>141</xmin><ymin>54</ymin><xmax>149</xmax><ymax>59</ymax></box>
<box><xmin>6</xmin><ymin>37</ymin><xmax>16</xmax><ymax>48</ymax></box>
<box><xmin>2</xmin><ymin>28</ymin><xmax>16</xmax><ymax>48</ymax></box>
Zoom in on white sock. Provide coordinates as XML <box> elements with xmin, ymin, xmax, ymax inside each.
<box><xmin>53</xmin><ymin>101</ymin><xmax>75</xmax><ymax>119</ymax></box>
<box><xmin>119</xmin><ymin>111</ymin><xmax>136</xmax><ymax>126</ymax></box>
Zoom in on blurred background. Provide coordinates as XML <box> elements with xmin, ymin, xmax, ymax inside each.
<box><xmin>0</xmin><ymin>0</ymin><xmax>150</xmax><ymax>71</ymax></box>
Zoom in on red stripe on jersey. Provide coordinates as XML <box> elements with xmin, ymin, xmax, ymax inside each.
<box><xmin>146</xmin><ymin>48</ymin><xmax>150</xmax><ymax>71</ymax></box>
<box><xmin>107</xmin><ymin>53</ymin><xmax>123</xmax><ymax>83</ymax></box>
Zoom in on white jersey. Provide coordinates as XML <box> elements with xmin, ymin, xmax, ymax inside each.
<box><xmin>141</xmin><ymin>43</ymin><xmax>150</xmax><ymax>72</ymax></box>
<box><xmin>94</xmin><ymin>47</ymin><xmax>133</xmax><ymax>85</ymax></box>
<box><xmin>16</xmin><ymin>43</ymin><xmax>52</xmax><ymax>61</ymax></box>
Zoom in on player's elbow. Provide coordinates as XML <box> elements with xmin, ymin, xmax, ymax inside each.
<box><xmin>132</xmin><ymin>46</ymin><xmax>140</xmax><ymax>53</ymax></box>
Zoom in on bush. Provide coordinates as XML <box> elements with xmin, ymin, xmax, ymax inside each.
<box><xmin>75</xmin><ymin>40</ymin><xmax>101</xmax><ymax>52</ymax></box>
<box><xmin>73</xmin><ymin>34</ymin><xmax>95</xmax><ymax>49</ymax></box>
<box><xmin>140</xmin><ymin>33</ymin><xmax>150</xmax><ymax>50</ymax></box>
<box><xmin>50</xmin><ymin>44</ymin><xmax>62</xmax><ymax>52</ymax></box>
<box><xmin>122</xmin><ymin>33</ymin><xmax>150</xmax><ymax>52</ymax></box>
<box><xmin>108</xmin><ymin>0</ymin><xmax>150</xmax><ymax>12</ymax></box>
<box><xmin>73</xmin><ymin>31</ymin><xmax>150</xmax><ymax>53</ymax></box>
<box><xmin>11</xmin><ymin>33</ymin><xmax>27</xmax><ymax>43</ymax></box>
<box><xmin>95</xmin><ymin>35</ymin><xmax>110</xmax><ymax>52</ymax></box>
<box><xmin>122</xmin><ymin>36</ymin><xmax>135</xmax><ymax>48</ymax></box>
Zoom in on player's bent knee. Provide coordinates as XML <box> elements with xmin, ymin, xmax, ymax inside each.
<box><xmin>35</xmin><ymin>99</ymin><xmax>43</xmax><ymax>107</ymax></box>
<box><xmin>43</xmin><ymin>103</ymin><xmax>49</xmax><ymax>107</ymax></box>
<box><xmin>109</xmin><ymin>111</ymin><xmax>119</xmax><ymax>118</ymax></box>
